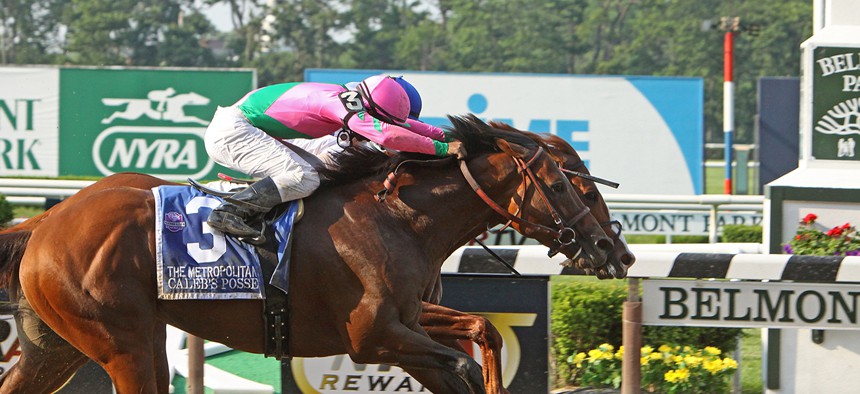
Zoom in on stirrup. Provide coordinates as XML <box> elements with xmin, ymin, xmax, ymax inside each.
<box><xmin>239</xmin><ymin>232</ymin><xmax>267</xmax><ymax>245</ymax></box>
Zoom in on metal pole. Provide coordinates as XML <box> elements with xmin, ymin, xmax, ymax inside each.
<box><xmin>723</xmin><ymin>29</ymin><xmax>735</xmax><ymax>195</ymax></box>
<box><xmin>709</xmin><ymin>204</ymin><xmax>718</xmax><ymax>243</ymax></box>
<box><xmin>187</xmin><ymin>334</ymin><xmax>205</xmax><ymax>394</ymax></box>
<box><xmin>621</xmin><ymin>278</ymin><xmax>642</xmax><ymax>394</ymax></box>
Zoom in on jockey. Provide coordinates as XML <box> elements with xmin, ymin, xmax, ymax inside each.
<box><xmin>203</xmin><ymin>74</ymin><xmax>464</xmax><ymax>238</ymax></box>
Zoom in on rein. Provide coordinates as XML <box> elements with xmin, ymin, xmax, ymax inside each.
<box><xmin>458</xmin><ymin>146</ymin><xmax>590</xmax><ymax>248</ymax></box>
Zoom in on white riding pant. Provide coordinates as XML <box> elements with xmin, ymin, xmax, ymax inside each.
<box><xmin>204</xmin><ymin>106</ymin><xmax>342</xmax><ymax>202</ymax></box>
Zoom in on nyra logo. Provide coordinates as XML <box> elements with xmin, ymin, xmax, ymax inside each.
<box><xmin>95</xmin><ymin>88</ymin><xmax>214</xmax><ymax>179</ymax></box>
<box><xmin>93</xmin><ymin>127</ymin><xmax>214</xmax><ymax>179</ymax></box>
<box><xmin>101</xmin><ymin>87</ymin><xmax>210</xmax><ymax>125</ymax></box>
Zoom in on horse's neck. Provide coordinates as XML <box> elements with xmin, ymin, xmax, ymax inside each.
<box><xmin>389</xmin><ymin>162</ymin><xmax>520</xmax><ymax>260</ymax></box>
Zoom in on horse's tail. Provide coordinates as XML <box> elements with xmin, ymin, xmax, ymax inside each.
<box><xmin>0</xmin><ymin>230</ymin><xmax>31</xmax><ymax>311</ymax></box>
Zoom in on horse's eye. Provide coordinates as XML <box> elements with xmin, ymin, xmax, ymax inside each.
<box><xmin>584</xmin><ymin>191</ymin><xmax>598</xmax><ymax>205</ymax></box>
<box><xmin>550</xmin><ymin>182</ymin><xmax>566</xmax><ymax>193</ymax></box>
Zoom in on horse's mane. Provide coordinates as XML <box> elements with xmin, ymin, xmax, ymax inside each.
<box><xmin>317</xmin><ymin>114</ymin><xmax>541</xmax><ymax>187</ymax></box>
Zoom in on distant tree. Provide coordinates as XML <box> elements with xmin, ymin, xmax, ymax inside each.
<box><xmin>261</xmin><ymin>0</ymin><xmax>344</xmax><ymax>81</ymax></box>
<box><xmin>1</xmin><ymin>0</ymin><xmax>814</xmax><ymax>146</ymax></box>
<box><xmin>159</xmin><ymin>11</ymin><xmax>220</xmax><ymax>67</ymax></box>
<box><xmin>0</xmin><ymin>0</ymin><xmax>68</xmax><ymax>64</ymax></box>
<box><xmin>63</xmin><ymin>0</ymin><xmax>222</xmax><ymax>67</ymax></box>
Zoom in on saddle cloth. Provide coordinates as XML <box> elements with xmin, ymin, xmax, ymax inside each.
<box><xmin>152</xmin><ymin>185</ymin><xmax>300</xmax><ymax>300</ymax></box>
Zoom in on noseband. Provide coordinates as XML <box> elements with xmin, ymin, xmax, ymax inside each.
<box><xmin>459</xmin><ymin>146</ymin><xmax>590</xmax><ymax>248</ymax></box>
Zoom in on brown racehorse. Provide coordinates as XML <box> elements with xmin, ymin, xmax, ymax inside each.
<box><xmin>0</xmin><ymin>123</ymin><xmax>629</xmax><ymax>394</ymax></box>
<box><xmin>417</xmin><ymin>128</ymin><xmax>637</xmax><ymax>393</ymax></box>
<box><xmin>0</xmin><ymin>115</ymin><xmax>613</xmax><ymax>393</ymax></box>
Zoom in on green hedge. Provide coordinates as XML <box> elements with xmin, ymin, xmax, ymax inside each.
<box><xmin>0</xmin><ymin>195</ymin><xmax>13</xmax><ymax>227</ymax></box>
<box><xmin>551</xmin><ymin>280</ymin><xmax>626</xmax><ymax>384</ymax></box>
<box><xmin>551</xmin><ymin>279</ymin><xmax>743</xmax><ymax>387</ymax></box>
<box><xmin>722</xmin><ymin>224</ymin><xmax>763</xmax><ymax>243</ymax></box>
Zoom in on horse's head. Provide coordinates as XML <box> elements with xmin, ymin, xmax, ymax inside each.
<box><xmin>534</xmin><ymin>133</ymin><xmax>636</xmax><ymax>279</ymax></box>
<box><xmin>449</xmin><ymin>115</ymin><xmax>613</xmax><ymax>268</ymax></box>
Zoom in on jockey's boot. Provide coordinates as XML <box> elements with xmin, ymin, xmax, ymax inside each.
<box><xmin>207</xmin><ymin>177</ymin><xmax>283</xmax><ymax>238</ymax></box>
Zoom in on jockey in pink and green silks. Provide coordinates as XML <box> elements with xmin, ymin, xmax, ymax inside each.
<box><xmin>203</xmin><ymin>74</ymin><xmax>466</xmax><ymax>239</ymax></box>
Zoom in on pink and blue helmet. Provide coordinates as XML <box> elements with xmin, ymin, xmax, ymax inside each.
<box><xmin>392</xmin><ymin>76</ymin><xmax>423</xmax><ymax>120</ymax></box>
<box><xmin>357</xmin><ymin>75</ymin><xmax>410</xmax><ymax>125</ymax></box>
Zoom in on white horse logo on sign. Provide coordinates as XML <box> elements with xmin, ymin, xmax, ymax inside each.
<box><xmin>101</xmin><ymin>87</ymin><xmax>210</xmax><ymax>125</ymax></box>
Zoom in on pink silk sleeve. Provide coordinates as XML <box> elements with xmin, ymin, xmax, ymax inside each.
<box><xmin>346</xmin><ymin>113</ymin><xmax>442</xmax><ymax>156</ymax></box>
<box><xmin>404</xmin><ymin>119</ymin><xmax>446</xmax><ymax>141</ymax></box>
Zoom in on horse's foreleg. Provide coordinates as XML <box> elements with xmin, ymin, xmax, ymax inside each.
<box><xmin>344</xmin><ymin>319</ymin><xmax>485</xmax><ymax>394</ymax></box>
<box><xmin>420</xmin><ymin>302</ymin><xmax>508</xmax><ymax>394</ymax></box>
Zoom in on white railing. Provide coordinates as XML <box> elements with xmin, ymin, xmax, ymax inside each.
<box><xmin>0</xmin><ymin>179</ymin><xmax>95</xmax><ymax>205</ymax></box>
<box><xmin>0</xmin><ymin>180</ymin><xmax>765</xmax><ymax>243</ymax></box>
<box><xmin>604</xmin><ymin>193</ymin><xmax>764</xmax><ymax>243</ymax></box>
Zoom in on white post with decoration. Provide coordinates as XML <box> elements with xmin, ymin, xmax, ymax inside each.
<box><xmin>763</xmin><ymin>0</ymin><xmax>860</xmax><ymax>392</ymax></box>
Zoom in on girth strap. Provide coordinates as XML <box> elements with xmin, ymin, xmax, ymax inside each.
<box><xmin>254</xmin><ymin>220</ymin><xmax>291</xmax><ymax>360</ymax></box>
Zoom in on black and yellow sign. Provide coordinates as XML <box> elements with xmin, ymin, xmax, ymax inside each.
<box><xmin>812</xmin><ymin>46</ymin><xmax>860</xmax><ymax>160</ymax></box>
<box><xmin>281</xmin><ymin>275</ymin><xmax>549</xmax><ymax>393</ymax></box>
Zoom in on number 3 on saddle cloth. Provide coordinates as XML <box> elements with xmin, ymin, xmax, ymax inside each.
<box><xmin>151</xmin><ymin>185</ymin><xmax>300</xmax><ymax>301</ymax></box>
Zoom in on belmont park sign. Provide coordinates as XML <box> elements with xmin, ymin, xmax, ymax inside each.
<box><xmin>0</xmin><ymin>66</ymin><xmax>254</xmax><ymax>180</ymax></box>
<box><xmin>643</xmin><ymin>280</ymin><xmax>860</xmax><ymax>330</ymax></box>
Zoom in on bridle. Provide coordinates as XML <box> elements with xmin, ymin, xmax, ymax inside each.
<box><xmin>371</xmin><ymin>145</ymin><xmax>594</xmax><ymax>271</ymax></box>
<box><xmin>561</xmin><ymin>158</ymin><xmax>623</xmax><ymax>243</ymax></box>
<box><xmin>459</xmin><ymin>146</ymin><xmax>591</xmax><ymax>252</ymax></box>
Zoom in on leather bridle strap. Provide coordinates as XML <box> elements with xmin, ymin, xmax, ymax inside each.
<box><xmin>459</xmin><ymin>147</ymin><xmax>590</xmax><ymax>244</ymax></box>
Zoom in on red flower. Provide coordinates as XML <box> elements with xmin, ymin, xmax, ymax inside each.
<box><xmin>803</xmin><ymin>213</ymin><xmax>818</xmax><ymax>224</ymax></box>
<box><xmin>827</xmin><ymin>226</ymin><xmax>844</xmax><ymax>237</ymax></box>
<box><xmin>796</xmin><ymin>235</ymin><xmax>802</xmax><ymax>240</ymax></box>
<box><xmin>842</xmin><ymin>223</ymin><xmax>853</xmax><ymax>230</ymax></box>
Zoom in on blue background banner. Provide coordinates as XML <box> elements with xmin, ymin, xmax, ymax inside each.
<box><xmin>306</xmin><ymin>69</ymin><xmax>704</xmax><ymax>195</ymax></box>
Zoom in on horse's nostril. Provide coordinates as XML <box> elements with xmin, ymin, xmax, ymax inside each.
<box><xmin>622</xmin><ymin>254</ymin><xmax>636</xmax><ymax>267</ymax></box>
<box><xmin>597</xmin><ymin>238</ymin><xmax>613</xmax><ymax>252</ymax></box>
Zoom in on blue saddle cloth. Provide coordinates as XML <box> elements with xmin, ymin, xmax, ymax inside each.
<box><xmin>152</xmin><ymin>185</ymin><xmax>299</xmax><ymax>300</ymax></box>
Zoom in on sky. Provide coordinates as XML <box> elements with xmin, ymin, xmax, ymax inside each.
<box><xmin>202</xmin><ymin>2</ymin><xmax>236</xmax><ymax>32</ymax></box>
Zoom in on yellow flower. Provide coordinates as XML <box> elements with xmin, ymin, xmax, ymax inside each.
<box><xmin>649</xmin><ymin>352</ymin><xmax>662</xmax><ymax>361</ymax></box>
<box><xmin>704</xmin><ymin>346</ymin><xmax>722</xmax><ymax>356</ymax></box>
<box><xmin>672</xmin><ymin>355</ymin><xmax>684</xmax><ymax>364</ymax></box>
<box><xmin>588</xmin><ymin>349</ymin><xmax>603</xmax><ymax>360</ymax></box>
<box><xmin>641</xmin><ymin>356</ymin><xmax>650</xmax><ymax>365</ymax></box>
<box><xmin>722</xmin><ymin>357</ymin><xmax>739</xmax><ymax>370</ymax></box>
<box><xmin>683</xmin><ymin>355</ymin><xmax>703</xmax><ymax>368</ymax></box>
<box><xmin>571</xmin><ymin>352</ymin><xmax>587</xmax><ymax>368</ymax></box>
<box><xmin>641</xmin><ymin>345</ymin><xmax>654</xmax><ymax>355</ymax></box>
<box><xmin>703</xmin><ymin>358</ymin><xmax>724</xmax><ymax>374</ymax></box>
<box><xmin>658</xmin><ymin>344</ymin><xmax>673</xmax><ymax>353</ymax></box>
<box><xmin>664</xmin><ymin>368</ymin><xmax>690</xmax><ymax>383</ymax></box>
<box><xmin>598</xmin><ymin>343</ymin><xmax>615</xmax><ymax>352</ymax></box>
<box><xmin>615</xmin><ymin>346</ymin><xmax>624</xmax><ymax>360</ymax></box>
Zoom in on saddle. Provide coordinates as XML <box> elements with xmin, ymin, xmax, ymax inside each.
<box><xmin>189</xmin><ymin>176</ymin><xmax>303</xmax><ymax>359</ymax></box>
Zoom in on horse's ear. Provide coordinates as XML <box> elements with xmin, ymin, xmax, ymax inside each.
<box><xmin>496</xmin><ymin>139</ymin><xmax>530</xmax><ymax>159</ymax></box>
